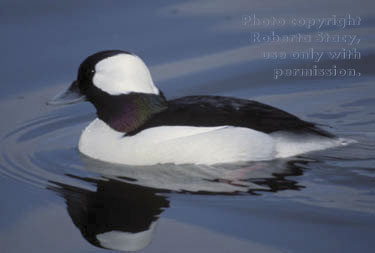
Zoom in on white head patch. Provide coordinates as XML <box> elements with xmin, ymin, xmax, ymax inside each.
<box><xmin>93</xmin><ymin>53</ymin><xmax>159</xmax><ymax>95</ymax></box>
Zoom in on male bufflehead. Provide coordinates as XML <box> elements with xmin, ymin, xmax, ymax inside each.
<box><xmin>49</xmin><ymin>50</ymin><xmax>344</xmax><ymax>165</ymax></box>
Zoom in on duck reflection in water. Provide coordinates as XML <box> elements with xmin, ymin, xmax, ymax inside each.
<box><xmin>49</xmin><ymin>177</ymin><xmax>169</xmax><ymax>251</ymax></box>
<box><xmin>48</xmin><ymin>157</ymin><xmax>308</xmax><ymax>251</ymax></box>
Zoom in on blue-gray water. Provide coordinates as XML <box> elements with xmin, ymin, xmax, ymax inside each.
<box><xmin>1</xmin><ymin>1</ymin><xmax>374</xmax><ymax>252</ymax></box>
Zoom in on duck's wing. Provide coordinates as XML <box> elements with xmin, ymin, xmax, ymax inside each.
<box><xmin>127</xmin><ymin>95</ymin><xmax>333</xmax><ymax>137</ymax></box>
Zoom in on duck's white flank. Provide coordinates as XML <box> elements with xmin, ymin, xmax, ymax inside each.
<box><xmin>93</xmin><ymin>54</ymin><xmax>159</xmax><ymax>95</ymax></box>
<box><xmin>78</xmin><ymin>118</ymin><xmax>344</xmax><ymax>165</ymax></box>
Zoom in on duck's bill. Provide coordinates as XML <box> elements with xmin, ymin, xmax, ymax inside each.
<box><xmin>47</xmin><ymin>81</ymin><xmax>86</xmax><ymax>105</ymax></box>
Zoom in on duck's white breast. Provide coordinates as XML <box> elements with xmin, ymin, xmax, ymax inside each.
<box><xmin>78</xmin><ymin>118</ymin><xmax>277</xmax><ymax>165</ymax></box>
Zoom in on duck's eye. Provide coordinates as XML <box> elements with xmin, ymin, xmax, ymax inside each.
<box><xmin>85</xmin><ymin>68</ymin><xmax>94</xmax><ymax>76</ymax></box>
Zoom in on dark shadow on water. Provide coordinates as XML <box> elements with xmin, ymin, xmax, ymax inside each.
<box><xmin>48</xmin><ymin>177</ymin><xmax>169</xmax><ymax>251</ymax></box>
<box><xmin>47</xmin><ymin>158</ymin><xmax>308</xmax><ymax>251</ymax></box>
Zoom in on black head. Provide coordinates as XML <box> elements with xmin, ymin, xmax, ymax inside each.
<box><xmin>76</xmin><ymin>50</ymin><xmax>132</xmax><ymax>95</ymax></box>
<box><xmin>48</xmin><ymin>50</ymin><xmax>160</xmax><ymax>105</ymax></box>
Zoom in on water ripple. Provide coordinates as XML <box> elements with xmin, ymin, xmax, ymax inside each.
<box><xmin>0</xmin><ymin>110</ymin><xmax>96</xmax><ymax>190</ymax></box>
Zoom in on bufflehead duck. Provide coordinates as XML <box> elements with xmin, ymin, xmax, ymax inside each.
<box><xmin>49</xmin><ymin>50</ymin><xmax>344</xmax><ymax>165</ymax></box>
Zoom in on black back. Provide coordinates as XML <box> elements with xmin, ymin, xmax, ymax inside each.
<box><xmin>127</xmin><ymin>95</ymin><xmax>334</xmax><ymax>137</ymax></box>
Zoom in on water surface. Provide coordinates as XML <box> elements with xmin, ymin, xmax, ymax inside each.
<box><xmin>1</xmin><ymin>0</ymin><xmax>374</xmax><ymax>252</ymax></box>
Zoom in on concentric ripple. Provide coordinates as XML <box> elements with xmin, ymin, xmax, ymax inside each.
<box><xmin>0</xmin><ymin>110</ymin><xmax>97</xmax><ymax>190</ymax></box>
